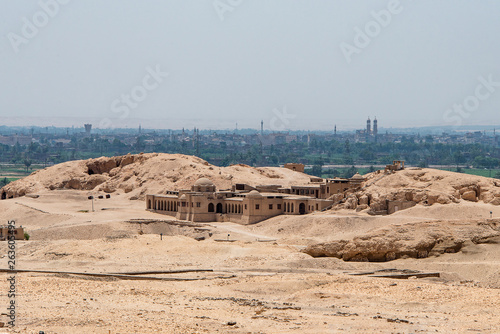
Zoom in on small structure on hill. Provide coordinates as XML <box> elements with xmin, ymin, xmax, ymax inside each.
<box><xmin>284</xmin><ymin>163</ymin><xmax>305</xmax><ymax>173</ymax></box>
<box><xmin>385</xmin><ymin>160</ymin><xmax>405</xmax><ymax>172</ymax></box>
<box><xmin>0</xmin><ymin>225</ymin><xmax>24</xmax><ymax>241</ymax></box>
<box><xmin>146</xmin><ymin>174</ymin><xmax>365</xmax><ymax>224</ymax></box>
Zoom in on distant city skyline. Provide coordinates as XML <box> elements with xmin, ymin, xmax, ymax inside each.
<box><xmin>2</xmin><ymin>116</ymin><xmax>500</xmax><ymax>136</ymax></box>
<box><xmin>2</xmin><ymin>1</ymin><xmax>500</xmax><ymax>130</ymax></box>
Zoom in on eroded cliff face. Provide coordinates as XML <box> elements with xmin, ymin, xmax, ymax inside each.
<box><xmin>1</xmin><ymin>154</ymin><xmax>148</xmax><ymax>200</ymax></box>
<box><xmin>303</xmin><ymin>219</ymin><xmax>500</xmax><ymax>262</ymax></box>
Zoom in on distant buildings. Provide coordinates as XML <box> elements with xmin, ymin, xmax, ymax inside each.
<box><xmin>0</xmin><ymin>135</ymin><xmax>32</xmax><ymax>146</ymax></box>
<box><xmin>355</xmin><ymin>117</ymin><xmax>378</xmax><ymax>143</ymax></box>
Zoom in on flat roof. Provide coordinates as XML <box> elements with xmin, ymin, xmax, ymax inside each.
<box><xmin>282</xmin><ymin>195</ymin><xmax>315</xmax><ymax>200</ymax></box>
<box><xmin>224</xmin><ymin>197</ymin><xmax>244</xmax><ymax>202</ymax></box>
<box><xmin>291</xmin><ymin>185</ymin><xmax>321</xmax><ymax>189</ymax></box>
<box><xmin>149</xmin><ymin>194</ymin><xmax>178</xmax><ymax>198</ymax></box>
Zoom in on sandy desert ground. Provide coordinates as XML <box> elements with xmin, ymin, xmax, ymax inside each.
<box><xmin>0</xmin><ymin>190</ymin><xmax>498</xmax><ymax>333</ymax></box>
<box><xmin>0</xmin><ymin>155</ymin><xmax>499</xmax><ymax>333</ymax></box>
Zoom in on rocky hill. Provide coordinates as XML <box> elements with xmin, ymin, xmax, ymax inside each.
<box><xmin>335</xmin><ymin>167</ymin><xmax>500</xmax><ymax>214</ymax></box>
<box><xmin>0</xmin><ymin>153</ymin><xmax>311</xmax><ymax>200</ymax></box>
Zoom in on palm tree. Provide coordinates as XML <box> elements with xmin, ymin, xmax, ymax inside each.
<box><xmin>24</xmin><ymin>159</ymin><xmax>32</xmax><ymax>173</ymax></box>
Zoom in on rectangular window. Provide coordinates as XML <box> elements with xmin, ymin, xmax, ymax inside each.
<box><xmin>277</xmin><ymin>204</ymin><xmax>281</xmax><ymax>210</ymax></box>
<box><xmin>196</xmin><ymin>202</ymin><xmax>201</xmax><ymax>207</ymax></box>
<box><xmin>269</xmin><ymin>204</ymin><xmax>273</xmax><ymax>210</ymax></box>
<box><xmin>256</xmin><ymin>204</ymin><xmax>260</xmax><ymax>210</ymax></box>
<box><xmin>244</xmin><ymin>204</ymin><xmax>247</xmax><ymax>210</ymax></box>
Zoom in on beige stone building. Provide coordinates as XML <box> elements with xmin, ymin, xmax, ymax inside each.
<box><xmin>385</xmin><ymin>160</ymin><xmax>405</xmax><ymax>172</ymax></box>
<box><xmin>146</xmin><ymin>174</ymin><xmax>365</xmax><ymax>224</ymax></box>
<box><xmin>0</xmin><ymin>225</ymin><xmax>24</xmax><ymax>241</ymax></box>
<box><xmin>284</xmin><ymin>163</ymin><xmax>305</xmax><ymax>173</ymax></box>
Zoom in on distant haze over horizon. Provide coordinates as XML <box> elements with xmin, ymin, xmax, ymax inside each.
<box><xmin>2</xmin><ymin>116</ymin><xmax>500</xmax><ymax>135</ymax></box>
<box><xmin>2</xmin><ymin>1</ymin><xmax>500</xmax><ymax>130</ymax></box>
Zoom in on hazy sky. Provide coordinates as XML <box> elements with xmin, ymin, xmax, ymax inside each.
<box><xmin>1</xmin><ymin>0</ymin><xmax>500</xmax><ymax>130</ymax></box>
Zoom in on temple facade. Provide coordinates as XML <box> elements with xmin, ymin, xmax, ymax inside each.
<box><xmin>146</xmin><ymin>174</ymin><xmax>365</xmax><ymax>224</ymax></box>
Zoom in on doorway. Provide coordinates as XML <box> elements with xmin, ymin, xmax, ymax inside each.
<box><xmin>299</xmin><ymin>203</ymin><xmax>306</xmax><ymax>215</ymax></box>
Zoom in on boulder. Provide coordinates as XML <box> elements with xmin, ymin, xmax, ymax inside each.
<box><xmin>369</xmin><ymin>199</ymin><xmax>387</xmax><ymax>212</ymax></box>
<box><xmin>344</xmin><ymin>195</ymin><xmax>358</xmax><ymax>210</ymax></box>
<box><xmin>358</xmin><ymin>195</ymin><xmax>369</xmax><ymax>205</ymax></box>
<box><xmin>436</xmin><ymin>195</ymin><xmax>452</xmax><ymax>204</ymax></box>
<box><xmin>330</xmin><ymin>193</ymin><xmax>344</xmax><ymax>203</ymax></box>
<box><xmin>461</xmin><ymin>190</ymin><xmax>477</xmax><ymax>202</ymax></box>
<box><xmin>65</xmin><ymin>178</ymin><xmax>82</xmax><ymax>190</ymax></box>
<box><xmin>109</xmin><ymin>167</ymin><xmax>121</xmax><ymax>177</ymax></box>
<box><xmin>83</xmin><ymin>174</ymin><xmax>108</xmax><ymax>190</ymax></box>
<box><xmin>123</xmin><ymin>184</ymin><xmax>134</xmax><ymax>193</ymax></box>
<box><xmin>489</xmin><ymin>197</ymin><xmax>500</xmax><ymax>206</ymax></box>
<box><xmin>412</xmin><ymin>191</ymin><xmax>426</xmax><ymax>203</ymax></box>
<box><xmin>119</xmin><ymin>154</ymin><xmax>135</xmax><ymax>167</ymax></box>
<box><xmin>356</xmin><ymin>204</ymin><xmax>369</xmax><ymax>212</ymax></box>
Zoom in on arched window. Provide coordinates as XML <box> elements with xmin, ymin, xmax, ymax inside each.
<box><xmin>216</xmin><ymin>203</ymin><xmax>223</xmax><ymax>213</ymax></box>
<box><xmin>208</xmin><ymin>203</ymin><xmax>215</xmax><ymax>212</ymax></box>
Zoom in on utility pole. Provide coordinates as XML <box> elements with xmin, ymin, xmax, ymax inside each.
<box><xmin>196</xmin><ymin>129</ymin><xmax>200</xmax><ymax>156</ymax></box>
<box><xmin>88</xmin><ymin>195</ymin><xmax>95</xmax><ymax>212</ymax></box>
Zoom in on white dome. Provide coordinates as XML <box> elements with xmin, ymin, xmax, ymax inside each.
<box><xmin>194</xmin><ymin>177</ymin><xmax>214</xmax><ymax>187</ymax></box>
<box><xmin>246</xmin><ymin>190</ymin><xmax>263</xmax><ymax>199</ymax></box>
<box><xmin>351</xmin><ymin>173</ymin><xmax>364</xmax><ymax>179</ymax></box>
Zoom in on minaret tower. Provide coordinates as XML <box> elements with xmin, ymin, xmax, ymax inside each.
<box><xmin>366</xmin><ymin>117</ymin><xmax>371</xmax><ymax>134</ymax></box>
<box><xmin>373</xmin><ymin>117</ymin><xmax>378</xmax><ymax>136</ymax></box>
